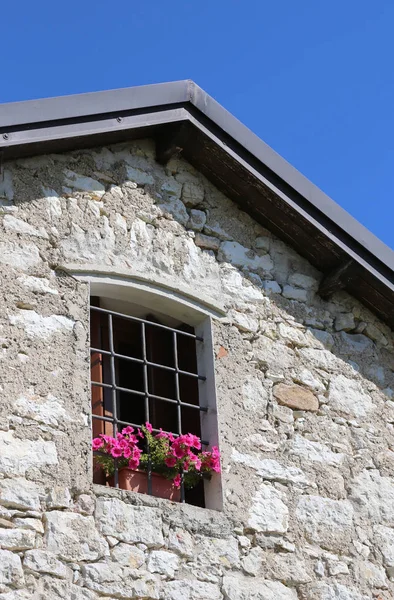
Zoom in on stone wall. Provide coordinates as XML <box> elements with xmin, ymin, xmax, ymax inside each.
<box><xmin>0</xmin><ymin>139</ymin><xmax>393</xmax><ymax>599</ymax></box>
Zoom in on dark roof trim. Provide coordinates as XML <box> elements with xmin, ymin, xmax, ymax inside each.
<box><xmin>0</xmin><ymin>80</ymin><xmax>393</xmax><ymax>327</ymax></box>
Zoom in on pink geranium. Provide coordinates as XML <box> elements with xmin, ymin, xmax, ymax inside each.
<box><xmin>92</xmin><ymin>421</ymin><xmax>221</xmax><ymax>492</ymax></box>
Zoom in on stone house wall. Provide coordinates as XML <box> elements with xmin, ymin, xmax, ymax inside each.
<box><xmin>0</xmin><ymin>139</ymin><xmax>393</xmax><ymax>600</ymax></box>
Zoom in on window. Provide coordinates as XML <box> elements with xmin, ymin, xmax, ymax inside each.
<box><xmin>90</xmin><ymin>295</ymin><xmax>220</xmax><ymax>508</ymax></box>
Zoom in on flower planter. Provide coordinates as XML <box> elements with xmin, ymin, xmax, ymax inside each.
<box><xmin>110</xmin><ymin>468</ymin><xmax>181</xmax><ymax>502</ymax></box>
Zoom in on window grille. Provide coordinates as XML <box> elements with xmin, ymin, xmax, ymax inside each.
<box><xmin>90</xmin><ymin>303</ymin><xmax>208</xmax><ymax>504</ymax></box>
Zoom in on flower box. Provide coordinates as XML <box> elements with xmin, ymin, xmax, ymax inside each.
<box><xmin>110</xmin><ymin>467</ymin><xmax>181</xmax><ymax>502</ymax></box>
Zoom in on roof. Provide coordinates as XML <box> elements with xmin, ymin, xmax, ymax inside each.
<box><xmin>1</xmin><ymin>80</ymin><xmax>393</xmax><ymax>329</ymax></box>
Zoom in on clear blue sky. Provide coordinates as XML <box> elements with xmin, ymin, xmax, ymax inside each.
<box><xmin>2</xmin><ymin>1</ymin><xmax>393</xmax><ymax>250</ymax></box>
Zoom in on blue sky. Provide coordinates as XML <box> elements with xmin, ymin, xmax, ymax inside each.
<box><xmin>2</xmin><ymin>1</ymin><xmax>393</xmax><ymax>249</ymax></box>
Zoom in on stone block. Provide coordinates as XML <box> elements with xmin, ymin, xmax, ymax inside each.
<box><xmin>248</xmin><ymin>484</ymin><xmax>289</xmax><ymax>534</ymax></box>
<box><xmin>288</xmin><ymin>435</ymin><xmax>345</xmax><ymax>466</ymax></box>
<box><xmin>350</xmin><ymin>470</ymin><xmax>394</xmax><ymax>526</ymax></box>
<box><xmin>328</xmin><ymin>375</ymin><xmax>375</xmax><ymax>418</ymax></box>
<box><xmin>296</xmin><ymin>495</ymin><xmax>353</xmax><ymax>551</ymax></box>
<box><xmin>242</xmin><ymin>376</ymin><xmax>268</xmax><ymax>414</ymax></box>
<box><xmin>81</xmin><ymin>562</ymin><xmax>160</xmax><ymax>599</ymax></box>
<box><xmin>273</xmin><ymin>384</ymin><xmax>319</xmax><ymax>412</ymax></box>
<box><xmin>63</xmin><ymin>169</ymin><xmax>106</xmax><ymax>197</ymax></box>
<box><xmin>188</xmin><ymin>209</ymin><xmax>206</xmax><ymax>231</ymax></box>
<box><xmin>0</xmin><ymin>528</ymin><xmax>36</xmax><ymax>551</ymax></box>
<box><xmin>282</xmin><ymin>285</ymin><xmax>308</xmax><ymax>302</ymax></box>
<box><xmin>0</xmin><ymin>430</ymin><xmax>58</xmax><ymax>476</ymax></box>
<box><xmin>218</xmin><ymin>241</ymin><xmax>273</xmax><ymax>272</ymax></box>
<box><xmin>45</xmin><ymin>511</ymin><xmax>109</xmax><ymax>562</ymax></box>
<box><xmin>9</xmin><ymin>310</ymin><xmax>74</xmax><ymax>340</ymax></box>
<box><xmin>0</xmin><ymin>241</ymin><xmax>41</xmax><ymax>271</ymax></box>
<box><xmin>147</xmin><ymin>550</ymin><xmax>179</xmax><ymax>577</ymax></box>
<box><xmin>303</xmin><ymin>582</ymin><xmax>371</xmax><ymax>600</ymax></box>
<box><xmin>95</xmin><ymin>497</ymin><xmax>164</xmax><ymax>547</ymax></box>
<box><xmin>161</xmin><ymin>579</ymin><xmax>222</xmax><ymax>600</ymax></box>
<box><xmin>0</xmin><ymin>549</ymin><xmax>24</xmax><ymax>589</ymax></box>
<box><xmin>3</xmin><ymin>215</ymin><xmax>48</xmax><ymax>239</ymax></box>
<box><xmin>222</xmin><ymin>574</ymin><xmax>297</xmax><ymax>600</ymax></box>
<box><xmin>23</xmin><ymin>550</ymin><xmax>68</xmax><ymax>578</ymax></box>
<box><xmin>335</xmin><ymin>313</ymin><xmax>355</xmax><ymax>332</ymax></box>
<box><xmin>0</xmin><ymin>478</ymin><xmax>44</xmax><ymax>511</ymax></box>
<box><xmin>374</xmin><ymin>525</ymin><xmax>394</xmax><ymax>567</ymax></box>
<box><xmin>194</xmin><ymin>233</ymin><xmax>220</xmax><ymax>251</ymax></box>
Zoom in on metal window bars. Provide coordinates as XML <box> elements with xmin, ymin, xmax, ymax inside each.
<box><xmin>90</xmin><ymin>305</ymin><xmax>207</xmax><ymax>503</ymax></box>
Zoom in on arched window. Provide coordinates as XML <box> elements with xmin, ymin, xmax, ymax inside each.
<box><xmin>87</xmin><ymin>277</ymin><xmax>222</xmax><ymax>510</ymax></box>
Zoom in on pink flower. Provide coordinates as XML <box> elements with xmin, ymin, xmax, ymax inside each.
<box><xmin>123</xmin><ymin>446</ymin><xmax>132</xmax><ymax>459</ymax></box>
<box><xmin>173</xmin><ymin>474</ymin><xmax>182</xmax><ymax>488</ymax></box>
<box><xmin>145</xmin><ymin>422</ymin><xmax>153</xmax><ymax>433</ymax></box>
<box><xmin>155</xmin><ymin>428</ymin><xmax>168</xmax><ymax>439</ymax></box>
<box><xmin>165</xmin><ymin>455</ymin><xmax>177</xmax><ymax>468</ymax></box>
<box><xmin>136</xmin><ymin>428</ymin><xmax>144</xmax><ymax>438</ymax></box>
<box><xmin>128</xmin><ymin>459</ymin><xmax>139</xmax><ymax>470</ymax></box>
<box><xmin>122</xmin><ymin>426</ymin><xmax>134</xmax><ymax>435</ymax></box>
<box><xmin>92</xmin><ymin>438</ymin><xmax>104</xmax><ymax>450</ymax></box>
<box><xmin>110</xmin><ymin>445</ymin><xmax>123</xmax><ymax>458</ymax></box>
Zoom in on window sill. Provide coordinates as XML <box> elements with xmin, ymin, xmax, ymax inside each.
<box><xmin>92</xmin><ymin>483</ymin><xmax>230</xmax><ymax>537</ymax></box>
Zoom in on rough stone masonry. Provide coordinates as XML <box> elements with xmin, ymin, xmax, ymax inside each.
<box><xmin>0</xmin><ymin>138</ymin><xmax>393</xmax><ymax>599</ymax></box>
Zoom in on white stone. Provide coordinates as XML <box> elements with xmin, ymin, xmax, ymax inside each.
<box><xmin>221</xmin><ymin>268</ymin><xmax>265</xmax><ymax>302</ymax></box>
<box><xmin>242</xmin><ymin>546</ymin><xmax>263</xmax><ymax>576</ymax></box>
<box><xmin>13</xmin><ymin>393</ymin><xmax>70</xmax><ymax>427</ymax></box>
<box><xmin>0</xmin><ymin>549</ymin><xmax>24</xmax><ymax>589</ymax></box>
<box><xmin>288</xmin><ymin>273</ymin><xmax>318</xmax><ymax>290</ymax></box>
<box><xmin>335</xmin><ymin>313</ymin><xmax>355</xmax><ymax>332</ymax></box>
<box><xmin>24</xmin><ymin>549</ymin><xmax>68</xmax><ymax>578</ymax></box>
<box><xmin>262</xmin><ymin>280</ymin><xmax>281</xmax><ymax>294</ymax></box>
<box><xmin>17</xmin><ymin>275</ymin><xmax>58</xmax><ymax>295</ymax></box>
<box><xmin>222</xmin><ymin>574</ymin><xmax>297</xmax><ymax>600</ymax></box>
<box><xmin>161</xmin><ymin>579</ymin><xmax>222</xmax><ymax>600</ymax></box>
<box><xmin>63</xmin><ymin>169</ymin><xmax>106</xmax><ymax>197</ymax></box>
<box><xmin>248</xmin><ymin>484</ymin><xmax>289</xmax><ymax>534</ymax></box>
<box><xmin>111</xmin><ymin>543</ymin><xmax>145</xmax><ymax>568</ymax></box>
<box><xmin>308</xmin><ymin>328</ymin><xmax>335</xmax><ymax>350</ymax></box>
<box><xmin>350</xmin><ymin>470</ymin><xmax>394</xmax><ymax>526</ymax></box>
<box><xmin>242</xmin><ymin>376</ymin><xmax>268</xmax><ymax>415</ymax></box>
<box><xmin>229</xmin><ymin>310</ymin><xmax>259</xmax><ymax>333</ymax></box>
<box><xmin>282</xmin><ymin>285</ymin><xmax>308</xmax><ymax>302</ymax></box>
<box><xmin>232</xmin><ymin>450</ymin><xmax>311</xmax><ymax>487</ymax></box>
<box><xmin>278</xmin><ymin>323</ymin><xmax>309</xmax><ymax>346</ymax></box>
<box><xmin>182</xmin><ymin>182</ymin><xmax>204</xmax><ymax>206</ymax></box>
<box><xmin>298</xmin><ymin>348</ymin><xmax>339</xmax><ymax>371</ymax></box>
<box><xmin>158</xmin><ymin>197</ymin><xmax>189</xmax><ymax>226</ymax></box>
<box><xmin>81</xmin><ymin>562</ymin><xmax>160</xmax><ymax>599</ymax></box>
<box><xmin>304</xmin><ymin>582</ymin><xmax>371</xmax><ymax>600</ymax></box>
<box><xmin>42</xmin><ymin>187</ymin><xmax>62</xmax><ymax>219</ymax></box>
<box><xmin>293</xmin><ymin>369</ymin><xmax>325</xmax><ymax>393</ymax></box>
<box><xmin>45</xmin><ymin>511</ymin><xmax>109</xmax><ymax>562</ymax></box>
<box><xmin>0</xmin><ymin>171</ymin><xmax>14</xmax><ymax>201</ymax></box>
<box><xmin>187</xmin><ymin>209</ymin><xmax>206</xmax><ymax>231</ymax></box>
<box><xmin>339</xmin><ymin>332</ymin><xmax>374</xmax><ymax>355</ymax></box>
<box><xmin>353</xmin><ymin>560</ymin><xmax>387</xmax><ymax>588</ymax></box>
<box><xmin>296</xmin><ymin>495</ymin><xmax>353</xmax><ymax>551</ymax></box>
<box><xmin>218</xmin><ymin>241</ymin><xmax>273</xmax><ymax>272</ymax></box>
<box><xmin>254</xmin><ymin>236</ymin><xmax>270</xmax><ymax>251</ymax></box>
<box><xmin>196</xmin><ymin>536</ymin><xmax>240</xmax><ymax>568</ymax></box>
<box><xmin>266</xmin><ymin>554</ymin><xmax>312</xmax><ymax>585</ymax></box>
<box><xmin>0</xmin><ymin>528</ymin><xmax>36</xmax><ymax>551</ymax></box>
<box><xmin>95</xmin><ymin>497</ymin><xmax>164</xmax><ymax>547</ymax></box>
<box><xmin>13</xmin><ymin>518</ymin><xmax>44</xmax><ymax>534</ymax></box>
<box><xmin>365</xmin><ymin>323</ymin><xmax>388</xmax><ymax>346</ymax></box>
<box><xmin>125</xmin><ymin>165</ymin><xmax>155</xmax><ymax>186</ymax></box>
<box><xmin>0</xmin><ymin>430</ymin><xmax>58</xmax><ymax>476</ymax></box>
<box><xmin>46</xmin><ymin>487</ymin><xmax>71</xmax><ymax>509</ymax></box>
<box><xmin>328</xmin><ymin>375</ymin><xmax>375</xmax><ymax>418</ymax></box>
<box><xmin>161</xmin><ymin>179</ymin><xmax>182</xmax><ymax>198</ymax></box>
<box><xmin>167</xmin><ymin>528</ymin><xmax>194</xmax><ymax>558</ymax></box>
<box><xmin>0</xmin><ymin>241</ymin><xmax>41</xmax><ymax>271</ymax></box>
<box><xmin>147</xmin><ymin>550</ymin><xmax>179</xmax><ymax>577</ymax></box>
<box><xmin>0</xmin><ymin>477</ymin><xmax>43</xmax><ymax>511</ymax></box>
<box><xmin>9</xmin><ymin>311</ymin><xmax>74</xmax><ymax>339</ymax></box>
<box><xmin>3</xmin><ymin>215</ymin><xmax>48</xmax><ymax>239</ymax></box>
<box><xmin>288</xmin><ymin>435</ymin><xmax>345</xmax><ymax>466</ymax></box>
<box><xmin>374</xmin><ymin>525</ymin><xmax>394</xmax><ymax>566</ymax></box>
